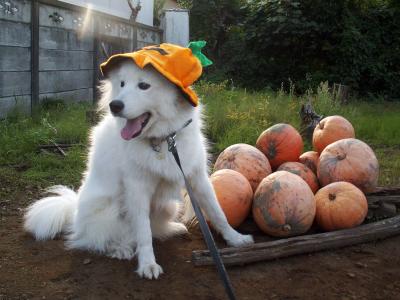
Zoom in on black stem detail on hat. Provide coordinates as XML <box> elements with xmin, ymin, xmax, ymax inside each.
<box><xmin>143</xmin><ymin>47</ymin><xmax>169</xmax><ymax>55</ymax></box>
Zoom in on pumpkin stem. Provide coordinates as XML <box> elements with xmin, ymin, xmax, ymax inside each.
<box><xmin>337</xmin><ymin>153</ymin><xmax>346</xmax><ymax>160</ymax></box>
<box><xmin>283</xmin><ymin>224</ymin><xmax>291</xmax><ymax>232</ymax></box>
<box><xmin>329</xmin><ymin>193</ymin><xmax>336</xmax><ymax>201</ymax></box>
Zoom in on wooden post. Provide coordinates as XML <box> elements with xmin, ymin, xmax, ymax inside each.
<box><xmin>31</xmin><ymin>0</ymin><xmax>39</xmax><ymax>113</ymax></box>
<box><xmin>333</xmin><ymin>83</ymin><xmax>350</xmax><ymax>104</ymax></box>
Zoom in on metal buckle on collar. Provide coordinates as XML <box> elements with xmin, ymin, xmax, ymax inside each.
<box><xmin>166</xmin><ymin>133</ymin><xmax>177</xmax><ymax>152</ymax></box>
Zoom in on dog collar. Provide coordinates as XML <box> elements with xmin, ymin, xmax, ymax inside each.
<box><xmin>149</xmin><ymin>119</ymin><xmax>193</xmax><ymax>154</ymax></box>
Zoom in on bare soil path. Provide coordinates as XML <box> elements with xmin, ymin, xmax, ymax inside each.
<box><xmin>1</xmin><ymin>184</ymin><xmax>400</xmax><ymax>300</ymax></box>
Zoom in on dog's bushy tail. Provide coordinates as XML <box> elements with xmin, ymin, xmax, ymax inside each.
<box><xmin>180</xmin><ymin>190</ymin><xmax>196</xmax><ymax>226</ymax></box>
<box><xmin>24</xmin><ymin>185</ymin><xmax>77</xmax><ymax>240</ymax></box>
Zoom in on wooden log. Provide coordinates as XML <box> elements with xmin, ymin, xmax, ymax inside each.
<box><xmin>368</xmin><ymin>195</ymin><xmax>400</xmax><ymax>205</ymax></box>
<box><xmin>192</xmin><ymin>214</ymin><xmax>400</xmax><ymax>267</ymax></box>
<box><xmin>333</xmin><ymin>83</ymin><xmax>350</xmax><ymax>104</ymax></box>
<box><xmin>370</xmin><ymin>187</ymin><xmax>400</xmax><ymax>195</ymax></box>
<box><xmin>38</xmin><ymin>143</ymin><xmax>82</xmax><ymax>149</ymax></box>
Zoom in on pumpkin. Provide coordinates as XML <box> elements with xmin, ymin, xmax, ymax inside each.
<box><xmin>313</xmin><ymin>115</ymin><xmax>355</xmax><ymax>153</ymax></box>
<box><xmin>214</xmin><ymin>143</ymin><xmax>272</xmax><ymax>191</ymax></box>
<box><xmin>210</xmin><ymin>169</ymin><xmax>253</xmax><ymax>228</ymax></box>
<box><xmin>252</xmin><ymin>171</ymin><xmax>316</xmax><ymax>237</ymax></box>
<box><xmin>318</xmin><ymin>138</ymin><xmax>379</xmax><ymax>193</ymax></box>
<box><xmin>256</xmin><ymin>123</ymin><xmax>304</xmax><ymax>170</ymax></box>
<box><xmin>299</xmin><ymin>151</ymin><xmax>319</xmax><ymax>174</ymax></box>
<box><xmin>277</xmin><ymin>162</ymin><xmax>319</xmax><ymax>193</ymax></box>
<box><xmin>315</xmin><ymin>182</ymin><xmax>368</xmax><ymax>231</ymax></box>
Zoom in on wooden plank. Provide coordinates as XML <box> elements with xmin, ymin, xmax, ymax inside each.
<box><xmin>39</xmin><ymin>70</ymin><xmax>93</xmax><ymax>93</ymax></box>
<box><xmin>0</xmin><ymin>46</ymin><xmax>31</xmax><ymax>71</ymax></box>
<box><xmin>0</xmin><ymin>72</ymin><xmax>31</xmax><ymax>97</ymax></box>
<box><xmin>192</xmin><ymin>215</ymin><xmax>400</xmax><ymax>266</ymax></box>
<box><xmin>39</xmin><ymin>49</ymin><xmax>93</xmax><ymax>71</ymax></box>
<box><xmin>39</xmin><ymin>3</ymin><xmax>93</xmax><ymax>33</ymax></box>
<box><xmin>370</xmin><ymin>187</ymin><xmax>400</xmax><ymax>195</ymax></box>
<box><xmin>0</xmin><ymin>20</ymin><xmax>31</xmax><ymax>47</ymax></box>
<box><xmin>368</xmin><ymin>195</ymin><xmax>400</xmax><ymax>204</ymax></box>
<box><xmin>39</xmin><ymin>26</ymin><xmax>93</xmax><ymax>51</ymax></box>
<box><xmin>0</xmin><ymin>95</ymin><xmax>31</xmax><ymax>118</ymax></box>
<box><xmin>0</xmin><ymin>0</ymin><xmax>31</xmax><ymax>24</ymax></box>
<box><xmin>39</xmin><ymin>88</ymin><xmax>93</xmax><ymax>103</ymax></box>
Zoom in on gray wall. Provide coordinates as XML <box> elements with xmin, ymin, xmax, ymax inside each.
<box><xmin>0</xmin><ymin>0</ymin><xmax>162</xmax><ymax>118</ymax></box>
<box><xmin>0</xmin><ymin>0</ymin><xmax>32</xmax><ymax>118</ymax></box>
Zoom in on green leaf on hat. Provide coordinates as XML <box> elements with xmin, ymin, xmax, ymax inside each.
<box><xmin>188</xmin><ymin>41</ymin><xmax>213</xmax><ymax>67</ymax></box>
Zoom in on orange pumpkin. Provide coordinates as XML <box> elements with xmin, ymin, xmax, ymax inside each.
<box><xmin>313</xmin><ymin>115</ymin><xmax>355</xmax><ymax>153</ymax></box>
<box><xmin>210</xmin><ymin>169</ymin><xmax>253</xmax><ymax>228</ymax></box>
<box><xmin>318</xmin><ymin>138</ymin><xmax>379</xmax><ymax>193</ymax></box>
<box><xmin>214</xmin><ymin>143</ymin><xmax>272</xmax><ymax>192</ymax></box>
<box><xmin>299</xmin><ymin>151</ymin><xmax>319</xmax><ymax>174</ymax></box>
<box><xmin>256</xmin><ymin>123</ymin><xmax>304</xmax><ymax>170</ymax></box>
<box><xmin>252</xmin><ymin>171</ymin><xmax>316</xmax><ymax>237</ymax></box>
<box><xmin>277</xmin><ymin>162</ymin><xmax>319</xmax><ymax>193</ymax></box>
<box><xmin>315</xmin><ymin>182</ymin><xmax>368</xmax><ymax>231</ymax></box>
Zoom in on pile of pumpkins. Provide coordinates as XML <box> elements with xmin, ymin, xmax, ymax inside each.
<box><xmin>210</xmin><ymin>115</ymin><xmax>379</xmax><ymax>237</ymax></box>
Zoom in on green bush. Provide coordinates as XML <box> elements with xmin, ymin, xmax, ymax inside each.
<box><xmin>191</xmin><ymin>0</ymin><xmax>400</xmax><ymax>100</ymax></box>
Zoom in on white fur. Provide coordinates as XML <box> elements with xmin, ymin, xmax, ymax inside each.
<box><xmin>24</xmin><ymin>62</ymin><xmax>253</xmax><ymax>279</ymax></box>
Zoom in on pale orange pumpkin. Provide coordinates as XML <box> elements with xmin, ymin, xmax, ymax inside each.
<box><xmin>210</xmin><ymin>169</ymin><xmax>253</xmax><ymax>228</ymax></box>
<box><xmin>252</xmin><ymin>171</ymin><xmax>316</xmax><ymax>237</ymax></box>
<box><xmin>313</xmin><ymin>115</ymin><xmax>355</xmax><ymax>153</ymax></box>
<box><xmin>214</xmin><ymin>143</ymin><xmax>272</xmax><ymax>192</ymax></box>
<box><xmin>256</xmin><ymin>123</ymin><xmax>303</xmax><ymax>170</ymax></box>
<box><xmin>299</xmin><ymin>151</ymin><xmax>319</xmax><ymax>174</ymax></box>
<box><xmin>315</xmin><ymin>182</ymin><xmax>368</xmax><ymax>231</ymax></box>
<box><xmin>318</xmin><ymin>138</ymin><xmax>379</xmax><ymax>193</ymax></box>
<box><xmin>277</xmin><ymin>162</ymin><xmax>319</xmax><ymax>193</ymax></box>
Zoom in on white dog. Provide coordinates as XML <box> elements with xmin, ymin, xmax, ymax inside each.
<box><xmin>24</xmin><ymin>61</ymin><xmax>253</xmax><ymax>279</ymax></box>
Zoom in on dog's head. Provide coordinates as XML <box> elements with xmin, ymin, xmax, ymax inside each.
<box><xmin>98</xmin><ymin>60</ymin><xmax>195</xmax><ymax>141</ymax></box>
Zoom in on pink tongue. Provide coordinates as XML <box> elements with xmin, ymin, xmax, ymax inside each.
<box><xmin>121</xmin><ymin>114</ymin><xmax>148</xmax><ymax>140</ymax></box>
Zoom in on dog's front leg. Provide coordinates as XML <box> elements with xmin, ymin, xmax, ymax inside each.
<box><xmin>189</xmin><ymin>168</ymin><xmax>254</xmax><ymax>247</ymax></box>
<box><xmin>124</xmin><ymin>178</ymin><xmax>163</xmax><ymax>280</ymax></box>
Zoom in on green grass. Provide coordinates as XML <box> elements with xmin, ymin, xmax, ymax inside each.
<box><xmin>0</xmin><ymin>84</ymin><xmax>399</xmax><ymax>190</ymax></box>
<box><xmin>0</xmin><ymin>101</ymin><xmax>91</xmax><ymax>187</ymax></box>
<box><xmin>198</xmin><ymin>81</ymin><xmax>400</xmax><ymax>152</ymax></box>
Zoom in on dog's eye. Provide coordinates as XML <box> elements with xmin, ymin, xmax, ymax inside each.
<box><xmin>138</xmin><ymin>82</ymin><xmax>150</xmax><ymax>90</ymax></box>
<box><xmin>120</xmin><ymin>81</ymin><xmax>125</xmax><ymax>88</ymax></box>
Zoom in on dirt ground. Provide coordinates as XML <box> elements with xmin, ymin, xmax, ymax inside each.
<box><xmin>1</xmin><ymin>184</ymin><xmax>400</xmax><ymax>300</ymax></box>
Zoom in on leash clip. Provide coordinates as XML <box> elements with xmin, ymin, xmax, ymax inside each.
<box><xmin>166</xmin><ymin>133</ymin><xmax>177</xmax><ymax>152</ymax></box>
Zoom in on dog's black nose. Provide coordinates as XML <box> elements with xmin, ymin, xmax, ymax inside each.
<box><xmin>109</xmin><ymin>100</ymin><xmax>124</xmax><ymax>114</ymax></box>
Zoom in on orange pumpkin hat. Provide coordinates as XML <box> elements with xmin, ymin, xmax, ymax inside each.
<box><xmin>100</xmin><ymin>41</ymin><xmax>212</xmax><ymax>107</ymax></box>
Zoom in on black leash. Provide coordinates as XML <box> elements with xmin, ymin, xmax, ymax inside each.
<box><xmin>166</xmin><ymin>122</ymin><xmax>236</xmax><ymax>300</ymax></box>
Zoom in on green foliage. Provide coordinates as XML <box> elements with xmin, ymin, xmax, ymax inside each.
<box><xmin>191</xmin><ymin>0</ymin><xmax>400</xmax><ymax>99</ymax></box>
<box><xmin>188</xmin><ymin>0</ymin><xmax>245</xmax><ymax>61</ymax></box>
<box><xmin>177</xmin><ymin>0</ymin><xmax>193</xmax><ymax>9</ymax></box>
<box><xmin>153</xmin><ymin>0</ymin><xmax>166</xmax><ymax>27</ymax></box>
<box><xmin>0</xmin><ymin>102</ymin><xmax>91</xmax><ymax>186</ymax></box>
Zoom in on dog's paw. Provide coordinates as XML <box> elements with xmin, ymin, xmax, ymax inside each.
<box><xmin>226</xmin><ymin>233</ymin><xmax>254</xmax><ymax>248</ymax></box>
<box><xmin>136</xmin><ymin>263</ymin><xmax>164</xmax><ymax>280</ymax></box>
